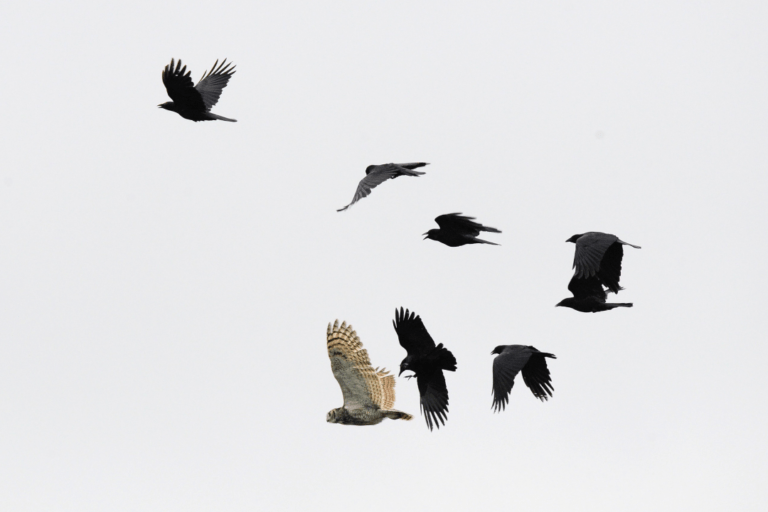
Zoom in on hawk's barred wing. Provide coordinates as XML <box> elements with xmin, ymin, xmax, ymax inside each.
<box><xmin>521</xmin><ymin>351</ymin><xmax>555</xmax><ymax>401</ymax></box>
<box><xmin>327</xmin><ymin>320</ymin><xmax>395</xmax><ymax>411</ymax></box>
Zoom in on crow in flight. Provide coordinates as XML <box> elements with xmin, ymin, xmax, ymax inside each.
<box><xmin>337</xmin><ymin>163</ymin><xmax>427</xmax><ymax>212</ymax></box>
<box><xmin>557</xmin><ymin>275</ymin><xmax>633</xmax><ymax>313</ymax></box>
<box><xmin>393</xmin><ymin>307</ymin><xmax>456</xmax><ymax>431</ymax></box>
<box><xmin>491</xmin><ymin>345</ymin><xmax>555</xmax><ymax>412</ymax></box>
<box><xmin>566</xmin><ymin>232</ymin><xmax>641</xmax><ymax>293</ymax></box>
<box><xmin>424</xmin><ymin>213</ymin><xmax>501</xmax><ymax>246</ymax></box>
<box><xmin>159</xmin><ymin>59</ymin><xmax>237</xmax><ymax>122</ymax></box>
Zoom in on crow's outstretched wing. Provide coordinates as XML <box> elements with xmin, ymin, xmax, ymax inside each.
<box><xmin>568</xmin><ymin>275</ymin><xmax>607</xmax><ymax>302</ymax></box>
<box><xmin>597</xmin><ymin>242</ymin><xmax>624</xmax><ymax>294</ymax></box>
<box><xmin>194</xmin><ymin>59</ymin><xmax>236</xmax><ymax>111</ymax></box>
<box><xmin>417</xmin><ymin>369</ymin><xmax>449</xmax><ymax>430</ymax></box>
<box><xmin>492</xmin><ymin>346</ymin><xmax>555</xmax><ymax>411</ymax></box>
<box><xmin>521</xmin><ymin>350</ymin><xmax>555</xmax><ymax>401</ymax></box>
<box><xmin>162</xmin><ymin>59</ymin><xmax>206</xmax><ymax>110</ymax></box>
<box><xmin>337</xmin><ymin>163</ymin><xmax>426</xmax><ymax>212</ymax></box>
<box><xmin>393</xmin><ymin>307</ymin><xmax>436</xmax><ymax>357</ymax></box>
<box><xmin>492</xmin><ymin>346</ymin><xmax>532</xmax><ymax>412</ymax></box>
<box><xmin>572</xmin><ymin>232</ymin><xmax>619</xmax><ymax>279</ymax></box>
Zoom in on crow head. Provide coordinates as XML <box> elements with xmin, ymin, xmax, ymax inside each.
<box><xmin>423</xmin><ymin>229</ymin><xmax>439</xmax><ymax>241</ymax></box>
<box><xmin>158</xmin><ymin>101</ymin><xmax>175</xmax><ymax>112</ymax></box>
<box><xmin>490</xmin><ymin>345</ymin><xmax>505</xmax><ymax>355</ymax></box>
<box><xmin>399</xmin><ymin>357</ymin><xmax>413</xmax><ymax>377</ymax></box>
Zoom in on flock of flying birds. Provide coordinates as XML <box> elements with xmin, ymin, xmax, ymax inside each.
<box><xmin>158</xmin><ymin>58</ymin><xmax>642</xmax><ymax>431</ymax></box>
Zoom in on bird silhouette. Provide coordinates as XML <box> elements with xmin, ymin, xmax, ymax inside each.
<box><xmin>424</xmin><ymin>213</ymin><xmax>500</xmax><ymax>246</ymax></box>
<box><xmin>393</xmin><ymin>307</ymin><xmax>456</xmax><ymax>431</ymax></box>
<box><xmin>566</xmin><ymin>232</ymin><xmax>640</xmax><ymax>293</ymax></box>
<box><xmin>491</xmin><ymin>345</ymin><xmax>555</xmax><ymax>412</ymax></box>
<box><xmin>557</xmin><ymin>275</ymin><xmax>633</xmax><ymax>313</ymax></box>
<box><xmin>337</xmin><ymin>163</ymin><xmax>427</xmax><ymax>212</ymax></box>
<box><xmin>159</xmin><ymin>59</ymin><xmax>237</xmax><ymax>122</ymax></box>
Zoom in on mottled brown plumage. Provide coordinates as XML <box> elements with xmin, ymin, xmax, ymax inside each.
<box><xmin>326</xmin><ymin>320</ymin><xmax>412</xmax><ymax>425</ymax></box>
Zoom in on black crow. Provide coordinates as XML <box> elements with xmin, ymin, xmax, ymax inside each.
<box><xmin>159</xmin><ymin>59</ymin><xmax>237</xmax><ymax>122</ymax></box>
<box><xmin>337</xmin><ymin>163</ymin><xmax>427</xmax><ymax>212</ymax></box>
<box><xmin>557</xmin><ymin>275</ymin><xmax>632</xmax><ymax>313</ymax></box>
<box><xmin>491</xmin><ymin>345</ymin><xmax>555</xmax><ymax>412</ymax></box>
<box><xmin>393</xmin><ymin>307</ymin><xmax>456</xmax><ymax>431</ymax></box>
<box><xmin>424</xmin><ymin>213</ymin><xmax>501</xmax><ymax>246</ymax></box>
<box><xmin>566</xmin><ymin>232</ymin><xmax>640</xmax><ymax>293</ymax></box>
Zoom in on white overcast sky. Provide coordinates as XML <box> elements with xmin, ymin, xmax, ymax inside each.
<box><xmin>1</xmin><ymin>1</ymin><xmax>767</xmax><ymax>510</ymax></box>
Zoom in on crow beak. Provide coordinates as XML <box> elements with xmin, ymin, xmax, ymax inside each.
<box><xmin>422</xmin><ymin>232</ymin><xmax>429</xmax><ymax>240</ymax></box>
<box><xmin>158</xmin><ymin>104</ymin><xmax>163</xmax><ymax>108</ymax></box>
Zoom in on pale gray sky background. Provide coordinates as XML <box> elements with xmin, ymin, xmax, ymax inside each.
<box><xmin>1</xmin><ymin>1</ymin><xmax>767</xmax><ymax>510</ymax></box>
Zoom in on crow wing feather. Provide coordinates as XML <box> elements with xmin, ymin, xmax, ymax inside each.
<box><xmin>568</xmin><ymin>275</ymin><xmax>607</xmax><ymax>302</ymax></box>
<box><xmin>572</xmin><ymin>232</ymin><xmax>619</xmax><ymax>278</ymax></box>
<box><xmin>521</xmin><ymin>351</ymin><xmax>555</xmax><ymax>401</ymax></box>
<box><xmin>338</xmin><ymin>163</ymin><xmax>426</xmax><ymax>212</ymax></box>
<box><xmin>162</xmin><ymin>59</ymin><xmax>206</xmax><ymax>110</ymax></box>
<box><xmin>393</xmin><ymin>307</ymin><xmax>436</xmax><ymax>356</ymax></box>
<box><xmin>327</xmin><ymin>320</ymin><xmax>394</xmax><ymax>411</ymax></box>
<box><xmin>597</xmin><ymin>242</ymin><xmax>624</xmax><ymax>294</ymax></box>
<box><xmin>417</xmin><ymin>369</ymin><xmax>449</xmax><ymax>430</ymax></box>
<box><xmin>492</xmin><ymin>347</ymin><xmax>532</xmax><ymax>412</ymax></box>
<box><xmin>195</xmin><ymin>59</ymin><xmax>236</xmax><ymax>111</ymax></box>
<box><xmin>434</xmin><ymin>213</ymin><xmax>500</xmax><ymax>236</ymax></box>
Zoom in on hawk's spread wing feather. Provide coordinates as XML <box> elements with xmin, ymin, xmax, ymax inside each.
<box><xmin>162</xmin><ymin>59</ymin><xmax>206</xmax><ymax>110</ymax></box>
<box><xmin>195</xmin><ymin>59</ymin><xmax>236</xmax><ymax>111</ymax></box>
<box><xmin>327</xmin><ymin>320</ymin><xmax>395</xmax><ymax>411</ymax></box>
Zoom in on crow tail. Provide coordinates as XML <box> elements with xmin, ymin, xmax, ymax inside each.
<box><xmin>210</xmin><ymin>113</ymin><xmax>237</xmax><ymax>122</ymax></box>
<box><xmin>433</xmin><ymin>343</ymin><xmax>457</xmax><ymax>372</ymax></box>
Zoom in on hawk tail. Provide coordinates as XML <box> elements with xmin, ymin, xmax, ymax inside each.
<box><xmin>383</xmin><ymin>410</ymin><xmax>413</xmax><ymax>421</ymax></box>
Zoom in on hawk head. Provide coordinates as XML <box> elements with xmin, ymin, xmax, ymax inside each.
<box><xmin>326</xmin><ymin>408</ymin><xmax>342</xmax><ymax>423</ymax></box>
